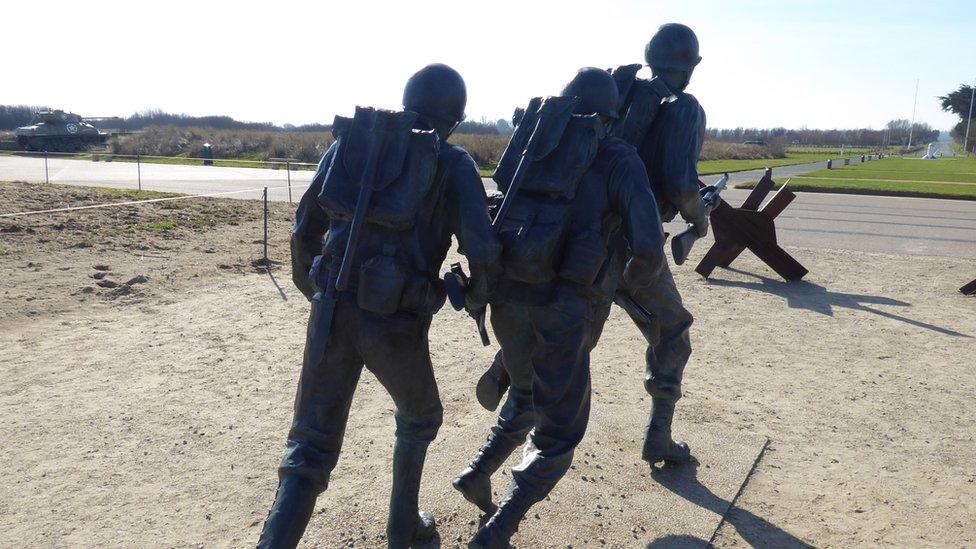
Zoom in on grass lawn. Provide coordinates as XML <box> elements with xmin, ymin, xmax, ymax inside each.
<box><xmin>786</xmin><ymin>145</ymin><xmax>882</xmax><ymax>155</ymax></box>
<box><xmin>481</xmin><ymin>151</ymin><xmax>862</xmax><ymax>179</ymax></box>
<box><xmin>698</xmin><ymin>152</ymin><xmax>842</xmax><ymax>175</ymax></box>
<box><xmin>741</xmin><ymin>156</ymin><xmax>976</xmax><ymax>200</ymax></box>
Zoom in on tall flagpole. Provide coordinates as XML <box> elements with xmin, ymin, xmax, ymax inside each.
<box><xmin>964</xmin><ymin>79</ymin><xmax>975</xmax><ymax>156</ymax></box>
<box><xmin>907</xmin><ymin>78</ymin><xmax>919</xmax><ymax>150</ymax></box>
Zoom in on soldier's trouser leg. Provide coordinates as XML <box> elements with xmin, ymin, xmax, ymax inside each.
<box><xmin>259</xmin><ymin>299</ymin><xmax>364</xmax><ymax>549</ymax></box>
<box><xmin>618</xmin><ymin>261</ymin><xmax>694</xmax><ymax>463</ymax></box>
<box><xmin>456</xmin><ymin>302</ymin><xmax>536</xmax><ymax>515</ymax></box>
<box><xmin>361</xmin><ymin>311</ymin><xmax>443</xmax><ymax>547</ymax></box>
<box><xmin>476</xmin><ymin>296</ymin><xmax>611</xmax><ymax>414</ymax></box>
<box><xmin>473</xmin><ymin>304</ymin><xmax>592</xmax><ymax>546</ymax></box>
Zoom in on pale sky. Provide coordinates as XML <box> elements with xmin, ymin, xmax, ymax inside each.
<box><xmin>4</xmin><ymin>0</ymin><xmax>974</xmax><ymax>131</ymax></box>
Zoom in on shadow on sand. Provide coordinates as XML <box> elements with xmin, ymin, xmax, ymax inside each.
<box><xmin>648</xmin><ymin>459</ymin><xmax>812</xmax><ymax>548</ymax></box>
<box><xmin>706</xmin><ymin>267</ymin><xmax>969</xmax><ymax>338</ymax></box>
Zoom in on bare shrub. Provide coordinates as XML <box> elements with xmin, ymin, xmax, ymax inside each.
<box><xmin>699</xmin><ymin>141</ymin><xmax>786</xmax><ymax>161</ymax></box>
<box><xmin>450</xmin><ymin>134</ymin><xmax>509</xmax><ymax>167</ymax></box>
<box><xmin>110</xmin><ymin>126</ymin><xmax>334</xmax><ymax>164</ymax></box>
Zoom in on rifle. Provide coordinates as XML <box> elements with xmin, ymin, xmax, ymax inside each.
<box><xmin>305</xmin><ymin>111</ymin><xmax>391</xmax><ymax>366</ymax></box>
<box><xmin>615</xmin><ymin>291</ymin><xmax>655</xmax><ymax>325</ymax></box>
<box><xmin>671</xmin><ymin>173</ymin><xmax>730</xmax><ymax>266</ymax></box>
<box><xmin>443</xmin><ymin>96</ymin><xmax>579</xmax><ymax>346</ymax></box>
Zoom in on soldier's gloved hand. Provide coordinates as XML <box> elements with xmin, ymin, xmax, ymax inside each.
<box><xmin>691</xmin><ymin>215</ymin><xmax>709</xmax><ymax>238</ymax></box>
<box><xmin>699</xmin><ymin>185</ymin><xmax>718</xmax><ymax>200</ymax></box>
<box><xmin>464</xmin><ymin>274</ymin><xmax>490</xmax><ymax>315</ymax></box>
<box><xmin>660</xmin><ymin>204</ymin><xmax>679</xmax><ymax>223</ymax></box>
<box><xmin>486</xmin><ymin>190</ymin><xmax>504</xmax><ymax>220</ymax></box>
<box><xmin>290</xmin><ymin>233</ymin><xmax>320</xmax><ymax>301</ymax></box>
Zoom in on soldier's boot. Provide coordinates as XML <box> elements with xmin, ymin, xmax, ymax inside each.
<box><xmin>387</xmin><ymin>438</ymin><xmax>437</xmax><ymax>548</ymax></box>
<box><xmin>468</xmin><ymin>484</ymin><xmax>535</xmax><ymax>549</ymax></box>
<box><xmin>642</xmin><ymin>398</ymin><xmax>692</xmax><ymax>466</ymax></box>
<box><xmin>256</xmin><ymin>475</ymin><xmax>318</xmax><ymax>549</ymax></box>
<box><xmin>453</xmin><ymin>428</ymin><xmax>526</xmax><ymax>515</ymax></box>
<box><xmin>475</xmin><ymin>353</ymin><xmax>511</xmax><ymax>412</ymax></box>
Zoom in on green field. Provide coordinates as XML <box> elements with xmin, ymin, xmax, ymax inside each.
<box><xmin>480</xmin><ymin>151</ymin><xmax>861</xmax><ymax>179</ymax></box>
<box><xmin>753</xmin><ymin>156</ymin><xmax>976</xmax><ymax>200</ymax></box>
<box><xmin>697</xmin><ymin>151</ymin><xmax>857</xmax><ymax>175</ymax></box>
<box><xmin>786</xmin><ymin>145</ymin><xmax>882</xmax><ymax>155</ymax></box>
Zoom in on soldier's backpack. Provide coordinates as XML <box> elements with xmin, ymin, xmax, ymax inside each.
<box><xmin>608</xmin><ymin>64</ymin><xmax>676</xmax><ymax>146</ymax></box>
<box><xmin>319</xmin><ymin>107</ymin><xmax>439</xmax><ymax>231</ymax></box>
<box><xmin>491</xmin><ymin>96</ymin><xmax>606</xmax><ymax>285</ymax></box>
<box><xmin>317</xmin><ymin>106</ymin><xmax>441</xmax><ymax>315</ymax></box>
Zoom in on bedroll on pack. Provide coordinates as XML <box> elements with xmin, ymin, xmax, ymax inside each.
<box><xmin>491</xmin><ymin>96</ymin><xmax>605</xmax><ymax>284</ymax></box>
<box><xmin>608</xmin><ymin>64</ymin><xmax>676</xmax><ymax>146</ymax></box>
<box><xmin>319</xmin><ymin>107</ymin><xmax>440</xmax><ymax>231</ymax></box>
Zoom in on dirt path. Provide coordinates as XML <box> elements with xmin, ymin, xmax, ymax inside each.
<box><xmin>2</xmin><ymin>181</ymin><xmax>975</xmax><ymax>547</ymax></box>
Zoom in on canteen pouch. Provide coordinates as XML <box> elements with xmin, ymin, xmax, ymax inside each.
<box><xmin>497</xmin><ymin>196</ymin><xmax>572</xmax><ymax>284</ymax></box>
<box><xmin>557</xmin><ymin>229</ymin><xmax>607</xmax><ymax>286</ymax></box>
<box><xmin>356</xmin><ymin>247</ymin><xmax>406</xmax><ymax>315</ymax></box>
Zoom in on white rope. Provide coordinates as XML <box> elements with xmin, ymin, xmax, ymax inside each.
<box><xmin>0</xmin><ymin>183</ymin><xmax>310</xmax><ymax>219</ymax></box>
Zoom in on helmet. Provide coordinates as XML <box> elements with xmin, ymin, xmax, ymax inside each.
<box><xmin>402</xmin><ymin>63</ymin><xmax>467</xmax><ymax>124</ymax></box>
<box><xmin>561</xmin><ymin>67</ymin><xmax>620</xmax><ymax>119</ymax></box>
<box><xmin>644</xmin><ymin>23</ymin><xmax>702</xmax><ymax>72</ymax></box>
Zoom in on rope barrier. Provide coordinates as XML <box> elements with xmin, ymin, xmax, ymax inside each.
<box><xmin>0</xmin><ymin>183</ymin><xmax>310</xmax><ymax>219</ymax></box>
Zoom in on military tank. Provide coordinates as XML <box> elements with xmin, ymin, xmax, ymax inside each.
<box><xmin>15</xmin><ymin>110</ymin><xmax>107</xmax><ymax>152</ymax></box>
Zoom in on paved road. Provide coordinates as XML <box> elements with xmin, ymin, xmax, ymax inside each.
<box><xmin>3</xmin><ymin>154</ymin><xmax>974</xmax><ymax>259</ymax></box>
<box><xmin>930</xmin><ymin>141</ymin><xmax>956</xmax><ymax>157</ymax></box>
<box><xmin>0</xmin><ymin>154</ymin><xmax>314</xmax><ymax>202</ymax></box>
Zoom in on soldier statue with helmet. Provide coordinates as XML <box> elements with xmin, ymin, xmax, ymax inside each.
<box><xmin>455</xmin><ymin>67</ymin><xmax>666</xmax><ymax>548</ymax></box>
<box><xmin>472</xmin><ymin>23</ymin><xmax>710</xmax><ymax>469</ymax></box>
<box><xmin>259</xmin><ymin>63</ymin><xmax>500</xmax><ymax>549</ymax></box>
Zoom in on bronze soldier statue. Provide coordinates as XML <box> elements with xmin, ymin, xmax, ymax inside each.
<box><xmin>259</xmin><ymin>64</ymin><xmax>500</xmax><ymax>549</ymax></box>
<box><xmin>457</xmin><ymin>68</ymin><xmax>666</xmax><ymax>548</ymax></box>
<box><xmin>472</xmin><ymin>23</ymin><xmax>709</xmax><ymax>468</ymax></box>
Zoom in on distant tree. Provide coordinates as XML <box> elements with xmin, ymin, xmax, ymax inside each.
<box><xmin>939</xmin><ymin>84</ymin><xmax>976</xmax><ymax>151</ymax></box>
<box><xmin>940</xmin><ymin>85</ymin><xmax>976</xmax><ymax>119</ymax></box>
<box><xmin>455</xmin><ymin>120</ymin><xmax>500</xmax><ymax>135</ymax></box>
<box><xmin>496</xmin><ymin>118</ymin><xmax>514</xmax><ymax>134</ymax></box>
<box><xmin>0</xmin><ymin>105</ymin><xmax>48</xmax><ymax>130</ymax></box>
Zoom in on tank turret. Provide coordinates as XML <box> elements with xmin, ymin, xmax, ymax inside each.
<box><xmin>14</xmin><ymin>109</ymin><xmax>107</xmax><ymax>152</ymax></box>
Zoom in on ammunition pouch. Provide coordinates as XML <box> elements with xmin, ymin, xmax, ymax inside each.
<box><xmin>357</xmin><ymin>253</ymin><xmax>406</xmax><ymax>315</ymax></box>
<box><xmin>355</xmin><ymin>249</ymin><xmax>445</xmax><ymax>316</ymax></box>
<box><xmin>399</xmin><ymin>275</ymin><xmax>446</xmax><ymax>316</ymax></box>
<box><xmin>497</xmin><ymin>195</ymin><xmax>572</xmax><ymax>284</ymax></box>
<box><xmin>557</xmin><ymin>229</ymin><xmax>607</xmax><ymax>286</ymax></box>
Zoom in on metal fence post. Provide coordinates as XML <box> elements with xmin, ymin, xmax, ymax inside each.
<box><xmin>263</xmin><ymin>187</ymin><xmax>269</xmax><ymax>263</ymax></box>
<box><xmin>137</xmin><ymin>154</ymin><xmax>142</xmax><ymax>191</ymax></box>
<box><xmin>286</xmin><ymin>161</ymin><xmax>293</xmax><ymax>204</ymax></box>
<box><xmin>827</xmin><ymin>159</ymin><xmax>832</xmax><ymax>169</ymax></box>
<box><xmin>44</xmin><ymin>151</ymin><xmax>49</xmax><ymax>184</ymax></box>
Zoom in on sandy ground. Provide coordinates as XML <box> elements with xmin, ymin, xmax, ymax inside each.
<box><xmin>1</xmin><ymin>181</ymin><xmax>975</xmax><ymax>547</ymax></box>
